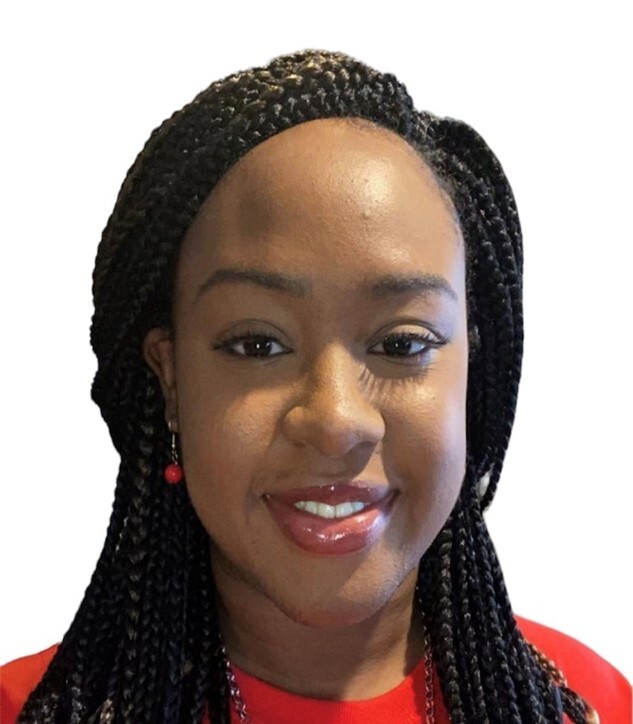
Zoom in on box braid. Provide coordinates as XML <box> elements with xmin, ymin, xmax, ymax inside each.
<box><xmin>18</xmin><ymin>49</ymin><xmax>592</xmax><ymax>723</ymax></box>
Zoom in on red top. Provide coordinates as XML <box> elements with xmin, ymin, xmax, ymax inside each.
<box><xmin>1</xmin><ymin>616</ymin><xmax>630</xmax><ymax>723</ymax></box>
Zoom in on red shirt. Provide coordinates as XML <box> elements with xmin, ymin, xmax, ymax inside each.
<box><xmin>1</xmin><ymin>616</ymin><xmax>630</xmax><ymax>723</ymax></box>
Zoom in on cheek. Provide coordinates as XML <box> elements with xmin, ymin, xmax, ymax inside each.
<box><xmin>382</xmin><ymin>358</ymin><xmax>467</xmax><ymax>535</ymax></box>
<box><xmin>177</xmin><ymin>380</ymin><xmax>280</xmax><ymax>531</ymax></box>
<box><xmin>385</xmin><ymin>398</ymin><xmax>465</xmax><ymax>496</ymax></box>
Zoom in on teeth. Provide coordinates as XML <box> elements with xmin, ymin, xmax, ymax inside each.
<box><xmin>294</xmin><ymin>501</ymin><xmax>368</xmax><ymax>518</ymax></box>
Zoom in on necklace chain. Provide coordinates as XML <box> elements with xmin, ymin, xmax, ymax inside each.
<box><xmin>220</xmin><ymin>616</ymin><xmax>435</xmax><ymax>724</ymax></box>
<box><xmin>221</xmin><ymin>643</ymin><xmax>252</xmax><ymax>723</ymax></box>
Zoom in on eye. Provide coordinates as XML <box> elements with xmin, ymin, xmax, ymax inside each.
<box><xmin>369</xmin><ymin>330</ymin><xmax>443</xmax><ymax>360</ymax></box>
<box><xmin>213</xmin><ymin>329</ymin><xmax>290</xmax><ymax>358</ymax></box>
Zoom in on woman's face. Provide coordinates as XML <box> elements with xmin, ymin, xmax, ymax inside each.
<box><xmin>144</xmin><ymin>118</ymin><xmax>468</xmax><ymax>627</ymax></box>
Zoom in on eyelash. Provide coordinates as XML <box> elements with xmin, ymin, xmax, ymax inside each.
<box><xmin>213</xmin><ymin>327</ymin><xmax>446</xmax><ymax>362</ymax></box>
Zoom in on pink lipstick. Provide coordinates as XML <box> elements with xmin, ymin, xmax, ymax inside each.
<box><xmin>263</xmin><ymin>482</ymin><xmax>396</xmax><ymax>556</ymax></box>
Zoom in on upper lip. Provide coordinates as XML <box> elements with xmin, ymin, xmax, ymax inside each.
<box><xmin>264</xmin><ymin>481</ymin><xmax>393</xmax><ymax>506</ymax></box>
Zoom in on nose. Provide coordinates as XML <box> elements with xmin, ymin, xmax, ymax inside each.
<box><xmin>281</xmin><ymin>346</ymin><xmax>385</xmax><ymax>459</ymax></box>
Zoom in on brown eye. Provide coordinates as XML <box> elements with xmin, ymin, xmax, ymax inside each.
<box><xmin>214</xmin><ymin>331</ymin><xmax>289</xmax><ymax>358</ymax></box>
<box><xmin>369</xmin><ymin>331</ymin><xmax>443</xmax><ymax>360</ymax></box>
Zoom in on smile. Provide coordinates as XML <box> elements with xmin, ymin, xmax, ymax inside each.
<box><xmin>293</xmin><ymin>500</ymin><xmax>368</xmax><ymax>518</ymax></box>
<box><xmin>263</xmin><ymin>483</ymin><xmax>397</xmax><ymax>556</ymax></box>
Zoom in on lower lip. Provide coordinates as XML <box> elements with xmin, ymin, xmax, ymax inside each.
<box><xmin>264</xmin><ymin>494</ymin><xmax>397</xmax><ymax>556</ymax></box>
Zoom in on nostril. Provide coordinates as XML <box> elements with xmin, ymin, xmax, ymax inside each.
<box><xmin>281</xmin><ymin>400</ymin><xmax>385</xmax><ymax>460</ymax></box>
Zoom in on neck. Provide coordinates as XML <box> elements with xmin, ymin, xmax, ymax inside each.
<box><xmin>212</xmin><ymin>558</ymin><xmax>426</xmax><ymax>701</ymax></box>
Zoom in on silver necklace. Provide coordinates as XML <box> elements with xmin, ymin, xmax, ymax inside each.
<box><xmin>220</xmin><ymin>619</ymin><xmax>436</xmax><ymax>723</ymax></box>
<box><xmin>220</xmin><ymin>643</ymin><xmax>252</xmax><ymax>723</ymax></box>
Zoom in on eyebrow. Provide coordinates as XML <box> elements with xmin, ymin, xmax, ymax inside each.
<box><xmin>195</xmin><ymin>267</ymin><xmax>458</xmax><ymax>304</ymax></box>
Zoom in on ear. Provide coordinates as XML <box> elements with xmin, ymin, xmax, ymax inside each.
<box><xmin>143</xmin><ymin>327</ymin><xmax>178</xmax><ymax>430</ymax></box>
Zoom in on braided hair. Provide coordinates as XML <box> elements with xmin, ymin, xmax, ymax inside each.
<box><xmin>18</xmin><ymin>49</ymin><xmax>592</xmax><ymax>723</ymax></box>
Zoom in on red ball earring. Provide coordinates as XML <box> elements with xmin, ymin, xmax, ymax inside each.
<box><xmin>164</xmin><ymin>419</ymin><xmax>184</xmax><ymax>485</ymax></box>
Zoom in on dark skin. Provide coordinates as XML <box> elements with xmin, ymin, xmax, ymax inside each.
<box><xmin>144</xmin><ymin>118</ymin><xmax>468</xmax><ymax>700</ymax></box>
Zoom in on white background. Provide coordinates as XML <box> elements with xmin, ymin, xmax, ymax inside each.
<box><xmin>1</xmin><ymin>0</ymin><xmax>630</xmax><ymax>683</ymax></box>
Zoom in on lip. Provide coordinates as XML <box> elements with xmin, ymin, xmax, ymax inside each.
<box><xmin>263</xmin><ymin>482</ymin><xmax>397</xmax><ymax>556</ymax></box>
<box><xmin>264</xmin><ymin>481</ymin><xmax>391</xmax><ymax>506</ymax></box>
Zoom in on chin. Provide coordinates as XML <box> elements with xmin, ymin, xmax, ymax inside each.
<box><xmin>275</xmin><ymin>584</ymin><xmax>399</xmax><ymax>630</ymax></box>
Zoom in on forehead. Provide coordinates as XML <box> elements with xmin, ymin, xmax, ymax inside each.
<box><xmin>179</xmin><ymin>118</ymin><xmax>462</xmax><ymax>291</ymax></box>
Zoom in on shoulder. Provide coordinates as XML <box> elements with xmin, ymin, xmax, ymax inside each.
<box><xmin>1</xmin><ymin>644</ymin><xmax>59</xmax><ymax>723</ymax></box>
<box><xmin>516</xmin><ymin>615</ymin><xmax>631</xmax><ymax>722</ymax></box>
<box><xmin>1</xmin><ymin>627</ymin><xmax>630</xmax><ymax>724</ymax></box>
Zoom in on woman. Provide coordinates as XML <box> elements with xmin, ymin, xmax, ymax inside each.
<box><xmin>1</xmin><ymin>49</ymin><xmax>629</xmax><ymax>723</ymax></box>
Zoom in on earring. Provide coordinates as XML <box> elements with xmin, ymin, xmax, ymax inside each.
<box><xmin>164</xmin><ymin>419</ymin><xmax>184</xmax><ymax>485</ymax></box>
